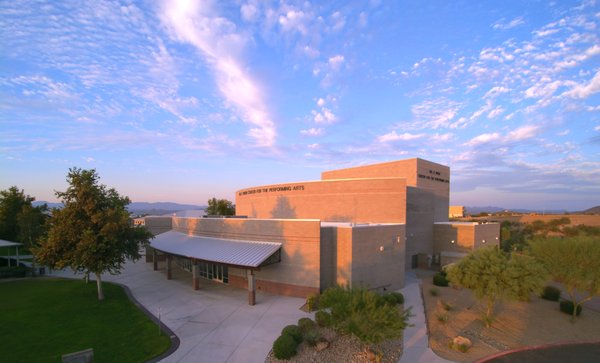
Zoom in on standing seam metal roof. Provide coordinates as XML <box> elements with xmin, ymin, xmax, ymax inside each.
<box><xmin>150</xmin><ymin>230</ymin><xmax>281</xmax><ymax>268</ymax></box>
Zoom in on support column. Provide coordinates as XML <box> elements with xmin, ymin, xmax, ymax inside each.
<box><xmin>166</xmin><ymin>255</ymin><xmax>172</xmax><ymax>280</ymax></box>
<box><xmin>152</xmin><ymin>249</ymin><xmax>158</xmax><ymax>271</ymax></box>
<box><xmin>192</xmin><ymin>260</ymin><xmax>200</xmax><ymax>290</ymax></box>
<box><xmin>247</xmin><ymin>270</ymin><xmax>256</xmax><ymax>306</ymax></box>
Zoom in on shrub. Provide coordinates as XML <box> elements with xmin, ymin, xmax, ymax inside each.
<box><xmin>303</xmin><ymin>329</ymin><xmax>321</xmax><ymax>347</ymax></box>
<box><xmin>281</xmin><ymin>324</ymin><xmax>303</xmax><ymax>343</ymax></box>
<box><xmin>318</xmin><ymin>285</ymin><xmax>410</xmax><ymax>345</ymax></box>
<box><xmin>433</xmin><ymin>272</ymin><xmax>449</xmax><ymax>287</ymax></box>
<box><xmin>436</xmin><ymin>312</ymin><xmax>449</xmax><ymax>324</ymax></box>
<box><xmin>306</xmin><ymin>293</ymin><xmax>319</xmax><ymax>312</ymax></box>
<box><xmin>297</xmin><ymin>317</ymin><xmax>316</xmax><ymax>333</ymax></box>
<box><xmin>429</xmin><ymin>287</ymin><xmax>439</xmax><ymax>296</ymax></box>
<box><xmin>559</xmin><ymin>300</ymin><xmax>582</xmax><ymax>316</ymax></box>
<box><xmin>382</xmin><ymin>293</ymin><xmax>401</xmax><ymax>306</ymax></box>
<box><xmin>315</xmin><ymin>310</ymin><xmax>332</xmax><ymax>327</ymax></box>
<box><xmin>387</xmin><ymin>291</ymin><xmax>404</xmax><ymax>305</ymax></box>
<box><xmin>440</xmin><ymin>299</ymin><xmax>453</xmax><ymax>311</ymax></box>
<box><xmin>273</xmin><ymin>334</ymin><xmax>298</xmax><ymax>360</ymax></box>
<box><xmin>541</xmin><ymin>286</ymin><xmax>561</xmax><ymax>301</ymax></box>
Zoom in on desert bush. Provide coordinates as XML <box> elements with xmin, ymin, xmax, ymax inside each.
<box><xmin>541</xmin><ymin>286</ymin><xmax>561</xmax><ymax>301</ymax></box>
<box><xmin>388</xmin><ymin>291</ymin><xmax>404</xmax><ymax>305</ymax></box>
<box><xmin>559</xmin><ymin>300</ymin><xmax>582</xmax><ymax>316</ymax></box>
<box><xmin>318</xmin><ymin>285</ymin><xmax>410</xmax><ymax>345</ymax></box>
<box><xmin>303</xmin><ymin>329</ymin><xmax>321</xmax><ymax>347</ymax></box>
<box><xmin>273</xmin><ymin>334</ymin><xmax>298</xmax><ymax>360</ymax></box>
<box><xmin>440</xmin><ymin>299</ymin><xmax>453</xmax><ymax>311</ymax></box>
<box><xmin>281</xmin><ymin>324</ymin><xmax>303</xmax><ymax>343</ymax></box>
<box><xmin>297</xmin><ymin>317</ymin><xmax>316</xmax><ymax>333</ymax></box>
<box><xmin>436</xmin><ymin>312</ymin><xmax>449</xmax><ymax>324</ymax></box>
<box><xmin>429</xmin><ymin>287</ymin><xmax>439</xmax><ymax>296</ymax></box>
<box><xmin>315</xmin><ymin>310</ymin><xmax>332</xmax><ymax>327</ymax></box>
<box><xmin>382</xmin><ymin>291</ymin><xmax>404</xmax><ymax>306</ymax></box>
<box><xmin>306</xmin><ymin>293</ymin><xmax>319</xmax><ymax>312</ymax></box>
<box><xmin>433</xmin><ymin>272</ymin><xmax>449</xmax><ymax>287</ymax></box>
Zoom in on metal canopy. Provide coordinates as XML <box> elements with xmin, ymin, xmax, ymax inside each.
<box><xmin>0</xmin><ymin>239</ymin><xmax>22</xmax><ymax>247</ymax></box>
<box><xmin>150</xmin><ymin>230</ymin><xmax>281</xmax><ymax>268</ymax></box>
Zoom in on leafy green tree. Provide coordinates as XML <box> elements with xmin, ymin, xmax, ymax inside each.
<box><xmin>318</xmin><ymin>285</ymin><xmax>410</xmax><ymax>347</ymax></box>
<box><xmin>35</xmin><ymin>168</ymin><xmax>152</xmax><ymax>300</ymax></box>
<box><xmin>447</xmin><ymin>246</ymin><xmax>546</xmax><ymax>327</ymax></box>
<box><xmin>17</xmin><ymin>203</ymin><xmax>48</xmax><ymax>249</ymax></box>
<box><xmin>0</xmin><ymin>187</ymin><xmax>35</xmax><ymax>242</ymax></box>
<box><xmin>529</xmin><ymin>236</ymin><xmax>600</xmax><ymax>322</ymax></box>
<box><xmin>205</xmin><ymin>198</ymin><xmax>235</xmax><ymax>216</ymax></box>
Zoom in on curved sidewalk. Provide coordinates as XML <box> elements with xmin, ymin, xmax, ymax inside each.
<box><xmin>399</xmin><ymin>271</ymin><xmax>455</xmax><ymax>363</ymax></box>
<box><xmin>48</xmin><ymin>259</ymin><xmax>312</xmax><ymax>363</ymax></box>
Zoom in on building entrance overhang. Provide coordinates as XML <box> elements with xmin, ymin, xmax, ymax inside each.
<box><xmin>149</xmin><ymin>230</ymin><xmax>282</xmax><ymax>269</ymax></box>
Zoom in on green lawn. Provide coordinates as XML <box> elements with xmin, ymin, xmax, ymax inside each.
<box><xmin>0</xmin><ymin>278</ymin><xmax>171</xmax><ymax>363</ymax></box>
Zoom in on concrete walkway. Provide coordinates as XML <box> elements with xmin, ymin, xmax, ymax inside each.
<box><xmin>48</xmin><ymin>259</ymin><xmax>312</xmax><ymax>363</ymax></box>
<box><xmin>399</xmin><ymin>271</ymin><xmax>455</xmax><ymax>363</ymax></box>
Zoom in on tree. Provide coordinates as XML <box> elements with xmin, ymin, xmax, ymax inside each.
<box><xmin>447</xmin><ymin>246</ymin><xmax>546</xmax><ymax>327</ymax></box>
<box><xmin>529</xmin><ymin>236</ymin><xmax>600</xmax><ymax>322</ymax></box>
<box><xmin>35</xmin><ymin>168</ymin><xmax>153</xmax><ymax>300</ymax></box>
<box><xmin>205</xmin><ymin>198</ymin><xmax>235</xmax><ymax>216</ymax></box>
<box><xmin>0</xmin><ymin>186</ymin><xmax>35</xmax><ymax>242</ymax></box>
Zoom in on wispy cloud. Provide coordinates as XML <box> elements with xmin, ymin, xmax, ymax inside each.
<box><xmin>160</xmin><ymin>0</ymin><xmax>276</xmax><ymax>147</ymax></box>
<box><xmin>492</xmin><ymin>16</ymin><xmax>525</xmax><ymax>30</ymax></box>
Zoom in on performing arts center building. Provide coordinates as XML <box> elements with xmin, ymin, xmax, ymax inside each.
<box><xmin>141</xmin><ymin>158</ymin><xmax>499</xmax><ymax>305</ymax></box>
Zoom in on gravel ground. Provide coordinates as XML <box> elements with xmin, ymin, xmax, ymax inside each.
<box><xmin>264</xmin><ymin>326</ymin><xmax>403</xmax><ymax>363</ymax></box>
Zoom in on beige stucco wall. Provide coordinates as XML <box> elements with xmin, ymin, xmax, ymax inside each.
<box><xmin>321</xmin><ymin>158</ymin><xmax>449</xmax><ymax>223</ymax></box>
<box><xmin>349</xmin><ymin>224</ymin><xmax>405</xmax><ymax>291</ymax></box>
<box><xmin>142</xmin><ymin>216</ymin><xmax>173</xmax><ymax>236</ymax></box>
<box><xmin>433</xmin><ymin>222</ymin><xmax>500</xmax><ymax>255</ymax></box>
<box><xmin>320</xmin><ymin>224</ymin><xmax>405</xmax><ymax>292</ymax></box>
<box><xmin>171</xmin><ymin>217</ymin><xmax>322</xmax><ymax>290</ymax></box>
<box><xmin>449</xmin><ymin>206</ymin><xmax>465</xmax><ymax>218</ymax></box>
<box><xmin>236</xmin><ymin>178</ymin><xmax>408</xmax><ymax>223</ymax></box>
<box><xmin>405</xmin><ymin>187</ymin><xmax>434</xmax><ymax>268</ymax></box>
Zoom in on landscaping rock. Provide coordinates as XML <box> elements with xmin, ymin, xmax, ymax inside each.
<box><xmin>450</xmin><ymin>336</ymin><xmax>472</xmax><ymax>352</ymax></box>
<box><xmin>315</xmin><ymin>339</ymin><xmax>330</xmax><ymax>352</ymax></box>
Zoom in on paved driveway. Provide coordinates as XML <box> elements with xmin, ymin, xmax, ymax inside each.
<box><xmin>49</xmin><ymin>260</ymin><xmax>312</xmax><ymax>363</ymax></box>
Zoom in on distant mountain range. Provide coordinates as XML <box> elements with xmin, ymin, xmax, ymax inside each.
<box><xmin>30</xmin><ymin>201</ymin><xmax>599</xmax><ymax>216</ymax></box>
<box><xmin>33</xmin><ymin>201</ymin><xmax>206</xmax><ymax>216</ymax></box>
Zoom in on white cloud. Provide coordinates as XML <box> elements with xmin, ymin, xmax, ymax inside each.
<box><xmin>563</xmin><ymin>70</ymin><xmax>600</xmax><ymax>99</ymax></box>
<box><xmin>328</xmin><ymin>55</ymin><xmax>345</xmax><ymax>70</ymax></box>
<box><xmin>330</xmin><ymin>11</ymin><xmax>346</xmax><ymax>31</ymax></box>
<box><xmin>487</xmin><ymin>106</ymin><xmax>504</xmax><ymax>119</ymax></box>
<box><xmin>595</xmin><ymin>125</ymin><xmax>600</xmax><ymax>131</ymax></box>
<box><xmin>160</xmin><ymin>0</ymin><xmax>276</xmax><ymax>147</ymax></box>
<box><xmin>508</xmin><ymin>125</ymin><xmax>539</xmax><ymax>141</ymax></box>
<box><xmin>492</xmin><ymin>16</ymin><xmax>525</xmax><ymax>30</ymax></box>
<box><xmin>312</xmin><ymin>107</ymin><xmax>337</xmax><ymax>124</ymax></box>
<box><xmin>279</xmin><ymin>9</ymin><xmax>308</xmax><ymax>35</ymax></box>
<box><xmin>240</xmin><ymin>3</ymin><xmax>258</xmax><ymax>22</ymax></box>
<box><xmin>301</xmin><ymin>45</ymin><xmax>320</xmax><ymax>58</ymax></box>
<box><xmin>378</xmin><ymin>131</ymin><xmax>425</xmax><ymax>143</ymax></box>
<box><xmin>557</xmin><ymin>130</ymin><xmax>570</xmax><ymax>136</ymax></box>
<box><xmin>300</xmin><ymin>127</ymin><xmax>324</xmax><ymax>136</ymax></box>
<box><xmin>483</xmin><ymin>86</ymin><xmax>510</xmax><ymax>99</ymax></box>
<box><xmin>466</xmin><ymin>132</ymin><xmax>501</xmax><ymax>146</ymax></box>
<box><xmin>317</xmin><ymin>98</ymin><xmax>326</xmax><ymax>107</ymax></box>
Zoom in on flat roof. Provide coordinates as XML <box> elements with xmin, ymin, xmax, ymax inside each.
<box><xmin>0</xmin><ymin>239</ymin><xmax>22</xmax><ymax>247</ymax></box>
<box><xmin>150</xmin><ymin>231</ymin><xmax>281</xmax><ymax>268</ymax></box>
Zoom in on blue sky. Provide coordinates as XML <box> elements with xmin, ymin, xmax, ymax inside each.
<box><xmin>1</xmin><ymin>0</ymin><xmax>599</xmax><ymax>211</ymax></box>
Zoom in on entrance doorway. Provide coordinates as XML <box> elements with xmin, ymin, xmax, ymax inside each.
<box><xmin>197</xmin><ymin>261</ymin><xmax>229</xmax><ymax>284</ymax></box>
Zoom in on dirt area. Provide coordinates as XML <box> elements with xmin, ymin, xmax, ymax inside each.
<box><xmin>264</xmin><ymin>326</ymin><xmax>402</xmax><ymax>363</ymax></box>
<box><xmin>419</xmin><ymin>271</ymin><xmax>600</xmax><ymax>362</ymax></box>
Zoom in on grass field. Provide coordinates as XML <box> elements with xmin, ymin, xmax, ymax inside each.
<box><xmin>0</xmin><ymin>278</ymin><xmax>171</xmax><ymax>363</ymax></box>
